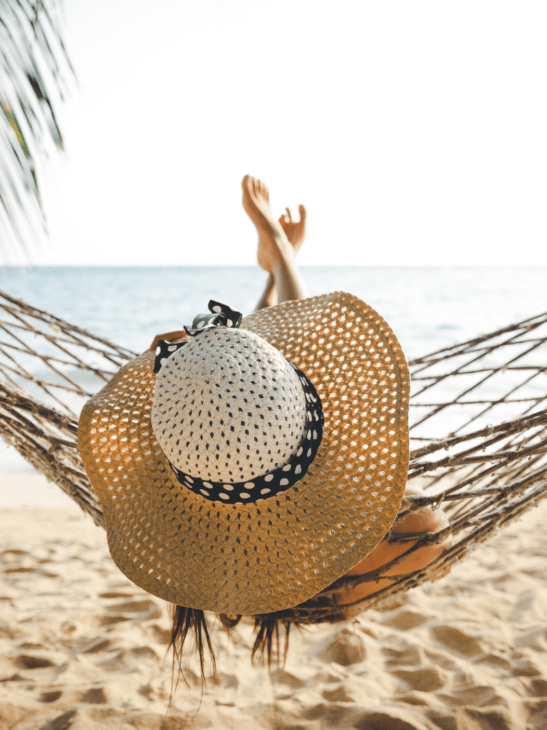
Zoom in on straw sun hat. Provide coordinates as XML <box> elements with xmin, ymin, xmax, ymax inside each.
<box><xmin>79</xmin><ymin>292</ymin><xmax>410</xmax><ymax>616</ymax></box>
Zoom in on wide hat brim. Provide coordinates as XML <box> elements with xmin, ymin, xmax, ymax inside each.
<box><xmin>78</xmin><ymin>292</ymin><xmax>410</xmax><ymax>616</ymax></box>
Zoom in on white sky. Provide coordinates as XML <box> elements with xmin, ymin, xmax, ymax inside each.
<box><xmin>32</xmin><ymin>0</ymin><xmax>547</xmax><ymax>266</ymax></box>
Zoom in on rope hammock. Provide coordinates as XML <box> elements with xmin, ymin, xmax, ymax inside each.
<box><xmin>1</xmin><ymin>288</ymin><xmax>547</xmax><ymax>626</ymax></box>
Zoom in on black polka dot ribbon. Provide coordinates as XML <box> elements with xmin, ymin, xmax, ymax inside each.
<box><xmin>153</xmin><ymin>301</ymin><xmax>242</xmax><ymax>373</ymax></box>
<box><xmin>166</xmin><ymin>362</ymin><xmax>323</xmax><ymax>505</ymax></box>
<box><xmin>184</xmin><ymin>300</ymin><xmax>242</xmax><ymax>337</ymax></box>
<box><xmin>153</xmin><ymin>339</ymin><xmax>188</xmax><ymax>374</ymax></box>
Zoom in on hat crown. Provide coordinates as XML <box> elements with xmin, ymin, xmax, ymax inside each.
<box><xmin>185</xmin><ymin>353</ymin><xmax>225</xmax><ymax>388</ymax></box>
<box><xmin>151</xmin><ymin>328</ymin><xmax>307</xmax><ymax>483</ymax></box>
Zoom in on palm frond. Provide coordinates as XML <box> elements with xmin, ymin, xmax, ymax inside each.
<box><xmin>0</xmin><ymin>0</ymin><xmax>73</xmax><ymax>267</ymax></box>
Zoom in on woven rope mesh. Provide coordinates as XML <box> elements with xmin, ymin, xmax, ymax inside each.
<box><xmin>1</xmin><ymin>288</ymin><xmax>547</xmax><ymax>621</ymax></box>
<box><xmin>0</xmin><ymin>290</ymin><xmax>135</xmax><ymax>526</ymax></box>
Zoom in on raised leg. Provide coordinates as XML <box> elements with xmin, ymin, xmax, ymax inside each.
<box><xmin>241</xmin><ymin>175</ymin><xmax>308</xmax><ymax>310</ymax></box>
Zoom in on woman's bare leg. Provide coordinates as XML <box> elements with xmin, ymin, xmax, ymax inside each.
<box><xmin>242</xmin><ymin>175</ymin><xmax>308</xmax><ymax>309</ymax></box>
<box><xmin>254</xmin><ymin>273</ymin><xmax>277</xmax><ymax>311</ymax></box>
<box><xmin>255</xmin><ymin>206</ymin><xmax>307</xmax><ymax>308</ymax></box>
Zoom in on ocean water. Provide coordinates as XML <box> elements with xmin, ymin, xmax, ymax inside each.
<box><xmin>1</xmin><ymin>265</ymin><xmax>547</xmax><ymax>473</ymax></box>
<box><xmin>1</xmin><ymin>266</ymin><xmax>546</xmax><ymax>358</ymax></box>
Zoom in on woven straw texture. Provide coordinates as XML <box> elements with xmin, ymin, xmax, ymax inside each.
<box><xmin>78</xmin><ymin>291</ymin><xmax>410</xmax><ymax>615</ymax></box>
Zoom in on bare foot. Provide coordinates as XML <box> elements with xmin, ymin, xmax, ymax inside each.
<box><xmin>279</xmin><ymin>205</ymin><xmax>307</xmax><ymax>254</ymax></box>
<box><xmin>242</xmin><ymin>175</ymin><xmax>293</xmax><ymax>273</ymax></box>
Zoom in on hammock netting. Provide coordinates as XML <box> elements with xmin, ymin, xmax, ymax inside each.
<box><xmin>1</xmin><ymin>288</ymin><xmax>546</xmax><ymax>624</ymax></box>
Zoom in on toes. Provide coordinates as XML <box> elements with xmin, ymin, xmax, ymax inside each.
<box><xmin>260</xmin><ymin>179</ymin><xmax>269</xmax><ymax>200</ymax></box>
<box><xmin>242</xmin><ymin>175</ymin><xmax>270</xmax><ymax>202</ymax></box>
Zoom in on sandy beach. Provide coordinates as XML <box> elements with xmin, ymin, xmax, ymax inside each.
<box><xmin>1</xmin><ymin>472</ymin><xmax>546</xmax><ymax>730</ymax></box>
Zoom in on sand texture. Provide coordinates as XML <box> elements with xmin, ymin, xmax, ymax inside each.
<box><xmin>1</xmin><ymin>476</ymin><xmax>546</xmax><ymax>730</ymax></box>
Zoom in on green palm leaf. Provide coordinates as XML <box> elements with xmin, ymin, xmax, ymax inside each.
<box><xmin>0</xmin><ymin>0</ymin><xmax>73</xmax><ymax>267</ymax></box>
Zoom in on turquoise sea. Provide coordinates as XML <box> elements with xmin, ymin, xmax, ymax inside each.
<box><xmin>1</xmin><ymin>265</ymin><xmax>546</xmax><ymax>473</ymax></box>
<box><xmin>1</xmin><ymin>266</ymin><xmax>546</xmax><ymax>358</ymax></box>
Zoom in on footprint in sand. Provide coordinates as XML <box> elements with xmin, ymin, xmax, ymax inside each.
<box><xmin>38</xmin><ymin>690</ymin><xmax>62</xmax><ymax>703</ymax></box>
<box><xmin>1</xmin><ymin>548</ymin><xmax>60</xmax><ymax>579</ymax></box>
<box><xmin>98</xmin><ymin>615</ymin><xmax>131</xmax><ymax>627</ymax></box>
<box><xmin>14</xmin><ymin>654</ymin><xmax>56</xmax><ymax>669</ymax></box>
<box><xmin>321</xmin><ymin>682</ymin><xmax>356</xmax><ymax>703</ymax></box>
<box><xmin>442</xmin><ymin>684</ymin><xmax>510</xmax><ymax>708</ymax></box>
<box><xmin>97</xmin><ymin>598</ymin><xmax>162</xmax><ymax>626</ymax></box>
<box><xmin>382</xmin><ymin>643</ymin><xmax>423</xmax><ymax>668</ymax></box>
<box><xmin>529</xmin><ymin>678</ymin><xmax>547</xmax><ymax>697</ymax></box>
<box><xmin>4</xmin><ymin>566</ymin><xmax>36</xmax><ymax>574</ymax></box>
<box><xmin>319</xmin><ymin>674</ymin><xmax>382</xmax><ymax>704</ymax></box>
<box><xmin>381</xmin><ymin>609</ymin><xmax>430</xmax><ymax>631</ymax></box>
<box><xmin>311</xmin><ymin>627</ymin><xmax>373</xmax><ymax>667</ymax></box>
<box><xmin>302</xmin><ymin>701</ymin><xmax>356</xmax><ymax>728</ymax></box>
<box><xmin>80</xmin><ymin>638</ymin><xmax>116</xmax><ymax>655</ymax></box>
<box><xmin>353</xmin><ymin>706</ymin><xmax>436</xmax><ymax>730</ymax></box>
<box><xmin>269</xmin><ymin>669</ymin><xmax>306</xmax><ymax>691</ymax></box>
<box><xmin>141</xmin><ymin>622</ymin><xmax>171</xmax><ymax>645</ymax></box>
<box><xmin>37</xmin><ymin>686</ymin><xmax>108</xmax><ymax>707</ymax></box>
<box><xmin>97</xmin><ymin>646</ymin><xmax>160</xmax><ymax>673</ymax></box>
<box><xmin>430</xmin><ymin>625</ymin><xmax>483</xmax><ymax>657</ymax></box>
<box><xmin>512</xmin><ymin>655</ymin><xmax>545</xmax><ymax>677</ymax></box>
<box><xmin>475</xmin><ymin>652</ymin><xmax>512</xmax><ymax>671</ymax></box>
<box><xmin>514</xmin><ymin>626</ymin><xmax>547</xmax><ymax>651</ymax></box>
<box><xmin>79</xmin><ymin>687</ymin><xmax>108</xmax><ymax>704</ymax></box>
<box><xmin>461</xmin><ymin>708</ymin><xmax>516</xmax><ymax>730</ymax></box>
<box><xmin>392</xmin><ymin>666</ymin><xmax>446</xmax><ymax>692</ymax></box>
<box><xmin>511</xmin><ymin>589</ymin><xmax>547</xmax><ymax>622</ymax></box>
<box><xmin>104</xmin><ymin>599</ymin><xmax>158</xmax><ymax>613</ymax></box>
<box><xmin>3</xmin><ymin>548</ymin><xmax>27</xmax><ymax>554</ymax></box>
<box><xmin>423</xmin><ymin>648</ymin><xmax>460</xmax><ymax>672</ymax></box>
<box><xmin>313</xmin><ymin>665</ymin><xmax>349</xmax><ymax>686</ymax></box>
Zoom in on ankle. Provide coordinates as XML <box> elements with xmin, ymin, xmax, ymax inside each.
<box><xmin>272</xmin><ymin>231</ymin><xmax>294</xmax><ymax>261</ymax></box>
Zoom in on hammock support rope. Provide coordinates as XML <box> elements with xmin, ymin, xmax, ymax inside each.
<box><xmin>1</xmin><ymin>289</ymin><xmax>547</xmax><ymax>624</ymax></box>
